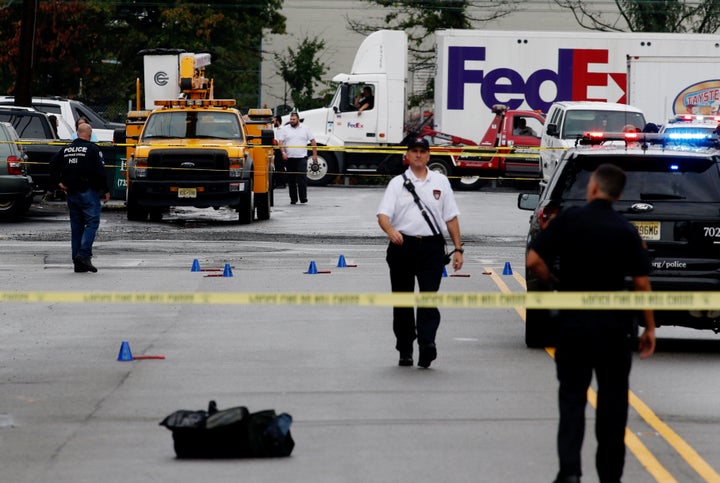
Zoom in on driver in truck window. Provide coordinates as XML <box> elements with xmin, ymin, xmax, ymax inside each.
<box><xmin>353</xmin><ymin>86</ymin><xmax>374</xmax><ymax>116</ymax></box>
<box><xmin>513</xmin><ymin>117</ymin><xmax>536</xmax><ymax>137</ymax></box>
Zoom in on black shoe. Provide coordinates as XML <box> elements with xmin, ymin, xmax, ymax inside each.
<box><xmin>300</xmin><ymin>199</ymin><xmax>308</xmax><ymax>204</ymax></box>
<box><xmin>290</xmin><ymin>201</ymin><xmax>297</xmax><ymax>205</ymax></box>
<box><xmin>398</xmin><ymin>353</ymin><xmax>413</xmax><ymax>366</ymax></box>
<box><xmin>75</xmin><ymin>257</ymin><xmax>97</xmax><ymax>273</ymax></box>
<box><xmin>418</xmin><ymin>343</ymin><xmax>437</xmax><ymax>368</ymax></box>
<box><xmin>73</xmin><ymin>260</ymin><xmax>89</xmax><ymax>273</ymax></box>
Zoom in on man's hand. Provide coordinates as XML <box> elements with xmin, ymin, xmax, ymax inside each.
<box><xmin>638</xmin><ymin>327</ymin><xmax>656</xmax><ymax>359</ymax></box>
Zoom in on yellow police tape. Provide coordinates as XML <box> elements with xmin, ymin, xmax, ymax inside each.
<box><xmin>7</xmin><ymin>139</ymin><xmax>554</xmax><ymax>156</ymax></box>
<box><xmin>0</xmin><ymin>291</ymin><xmax>716</xmax><ymax>309</ymax></box>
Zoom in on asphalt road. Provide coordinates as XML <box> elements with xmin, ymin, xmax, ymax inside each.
<box><xmin>1</xmin><ymin>186</ymin><xmax>719</xmax><ymax>483</ymax></box>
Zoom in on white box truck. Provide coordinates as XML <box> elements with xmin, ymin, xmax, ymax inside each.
<box><xmin>297</xmin><ymin>29</ymin><xmax>720</xmax><ymax>185</ymax></box>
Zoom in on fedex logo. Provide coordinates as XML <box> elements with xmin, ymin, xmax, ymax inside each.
<box><xmin>447</xmin><ymin>46</ymin><xmax>627</xmax><ymax>112</ymax></box>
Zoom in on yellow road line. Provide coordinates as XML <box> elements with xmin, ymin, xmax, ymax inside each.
<box><xmin>630</xmin><ymin>392</ymin><xmax>720</xmax><ymax>482</ymax></box>
<box><xmin>485</xmin><ymin>266</ymin><xmax>525</xmax><ymax>320</ymax></box>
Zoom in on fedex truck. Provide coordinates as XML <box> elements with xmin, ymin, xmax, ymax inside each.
<box><xmin>297</xmin><ymin>29</ymin><xmax>720</xmax><ymax>185</ymax></box>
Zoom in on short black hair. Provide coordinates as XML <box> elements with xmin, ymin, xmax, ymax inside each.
<box><xmin>593</xmin><ymin>163</ymin><xmax>626</xmax><ymax>199</ymax></box>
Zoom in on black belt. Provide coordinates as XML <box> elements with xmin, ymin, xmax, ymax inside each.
<box><xmin>401</xmin><ymin>233</ymin><xmax>443</xmax><ymax>240</ymax></box>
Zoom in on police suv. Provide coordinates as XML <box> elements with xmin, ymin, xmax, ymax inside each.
<box><xmin>660</xmin><ymin>113</ymin><xmax>720</xmax><ymax>137</ymax></box>
<box><xmin>518</xmin><ymin>131</ymin><xmax>720</xmax><ymax>348</ymax></box>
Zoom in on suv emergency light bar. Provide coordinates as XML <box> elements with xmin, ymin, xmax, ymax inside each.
<box><xmin>669</xmin><ymin>114</ymin><xmax>720</xmax><ymax>123</ymax></box>
<box><xmin>579</xmin><ymin>131</ymin><xmax>720</xmax><ymax>148</ymax></box>
<box><xmin>155</xmin><ymin>99</ymin><xmax>236</xmax><ymax>108</ymax></box>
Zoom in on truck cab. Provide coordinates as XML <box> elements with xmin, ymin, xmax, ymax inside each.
<box><xmin>453</xmin><ymin>104</ymin><xmax>544</xmax><ymax>188</ymax></box>
<box><xmin>290</xmin><ymin>30</ymin><xmax>408</xmax><ymax>185</ymax></box>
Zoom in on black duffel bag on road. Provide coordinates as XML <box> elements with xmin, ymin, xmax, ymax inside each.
<box><xmin>159</xmin><ymin>400</ymin><xmax>294</xmax><ymax>459</ymax></box>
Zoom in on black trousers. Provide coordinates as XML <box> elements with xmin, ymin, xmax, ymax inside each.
<box><xmin>385</xmin><ymin>235</ymin><xmax>445</xmax><ymax>354</ymax></box>
<box><xmin>273</xmin><ymin>149</ymin><xmax>286</xmax><ymax>187</ymax></box>
<box><xmin>286</xmin><ymin>157</ymin><xmax>307</xmax><ymax>203</ymax></box>
<box><xmin>555</xmin><ymin>326</ymin><xmax>633</xmax><ymax>482</ymax></box>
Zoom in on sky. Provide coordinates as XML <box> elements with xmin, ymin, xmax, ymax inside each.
<box><xmin>259</xmin><ymin>0</ymin><xmax>583</xmax><ymax>109</ymax></box>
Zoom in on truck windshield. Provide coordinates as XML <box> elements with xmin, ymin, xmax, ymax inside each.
<box><xmin>562</xmin><ymin>110</ymin><xmax>646</xmax><ymax>138</ymax></box>
<box><xmin>142</xmin><ymin>111</ymin><xmax>242</xmax><ymax>140</ymax></box>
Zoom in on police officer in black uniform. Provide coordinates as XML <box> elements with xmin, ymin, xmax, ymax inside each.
<box><xmin>526</xmin><ymin>163</ymin><xmax>656</xmax><ymax>483</ymax></box>
<box><xmin>50</xmin><ymin>123</ymin><xmax>110</xmax><ymax>273</ymax></box>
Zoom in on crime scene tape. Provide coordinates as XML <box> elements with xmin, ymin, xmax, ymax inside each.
<box><xmin>6</xmin><ymin>139</ymin><xmax>552</xmax><ymax>156</ymax></box>
<box><xmin>0</xmin><ymin>291</ymin><xmax>716</xmax><ymax>309</ymax></box>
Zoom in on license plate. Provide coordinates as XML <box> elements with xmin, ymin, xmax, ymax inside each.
<box><xmin>632</xmin><ymin>221</ymin><xmax>660</xmax><ymax>240</ymax></box>
<box><xmin>177</xmin><ymin>188</ymin><xmax>197</xmax><ymax>199</ymax></box>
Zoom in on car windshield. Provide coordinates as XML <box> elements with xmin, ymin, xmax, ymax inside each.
<box><xmin>562</xmin><ymin>110</ymin><xmax>646</xmax><ymax>138</ymax></box>
<box><xmin>558</xmin><ymin>155</ymin><xmax>720</xmax><ymax>202</ymax></box>
<box><xmin>142</xmin><ymin>111</ymin><xmax>242</xmax><ymax>140</ymax></box>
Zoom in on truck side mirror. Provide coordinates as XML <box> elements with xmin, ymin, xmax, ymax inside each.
<box><xmin>113</xmin><ymin>128</ymin><xmax>127</xmax><ymax>144</ymax></box>
<box><xmin>260</xmin><ymin>129</ymin><xmax>274</xmax><ymax>146</ymax></box>
<box><xmin>546</xmin><ymin>123</ymin><xmax>559</xmax><ymax>137</ymax></box>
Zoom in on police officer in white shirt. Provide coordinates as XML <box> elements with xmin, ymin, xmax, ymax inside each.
<box><xmin>277</xmin><ymin>112</ymin><xmax>318</xmax><ymax>204</ymax></box>
<box><xmin>376</xmin><ymin>136</ymin><xmax>464</xmax><ymax>368</ymax></box>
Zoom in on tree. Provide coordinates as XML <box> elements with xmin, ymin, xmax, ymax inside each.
<box><xmin>346</xmin><ymin>1</ymin><xmax>519</xmax><ymax>106</ymax></box>
<box><xmin>0</xmin><ymin>1</ymin><xmax>286</xmax><ymax>113</ymax></box>
<box><xmin>274</xmin><ymin>35</ymin><xmax>328</xmax><ymax>110</ymax></box>
<box><xmin>553</xmin><ymin>0</ymin><xmax>720</xmax><ymax>33</ymax></box>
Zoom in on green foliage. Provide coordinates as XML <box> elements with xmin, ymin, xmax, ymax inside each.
<box><xmin>555</xmin><ymin>0</ymin><xmax>720</xmax><ymax>33</ymax></box>
<box><xmin>0</xmin><ymin>0</ymin><xmax>286</xmax><ymax>109</ymax></box>
<box><xmin>274</xmin><ymin>35</ymin><xmax>328</xmax><ymax>110</ymax></box>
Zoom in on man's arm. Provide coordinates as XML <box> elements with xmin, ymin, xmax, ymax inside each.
<box><xmin>634</xmin><ymin>274</ymin><xmax>656</xmax><ymax>359</ymax></box>
<box><xmin>446</xmin><ymin>216</ymin><xmax>463</xmax><ymax>271</ymax></box>
<box><xmin>309</xmin><ymin>138</ymin><xmax>318</xmax><ymax>162</ymax></box>
<box><xmin>526</xmin><ymin>248</ymin><xmax>555</xmax><ymax>284</ymax></box>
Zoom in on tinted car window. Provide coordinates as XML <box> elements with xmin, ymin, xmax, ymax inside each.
<box><xmin>0</xmin><ymin>113</ymin><xmax>47</xmax><ymax>138</ymax></box>
<box><xmin>558</xmin><ymin>155</ymin><xmax>720</xmax><ymax>202</ymax></box>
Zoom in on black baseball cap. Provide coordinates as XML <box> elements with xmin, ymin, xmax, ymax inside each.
<box><xmin>407</xmin><ymin>137</ymin><xmax>430</xmax><ymax>150</ymax></box>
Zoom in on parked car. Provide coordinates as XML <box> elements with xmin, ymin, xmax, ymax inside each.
<box><xmin>0</xmin><ymin>121</ymin><xmax>34</xmax><ymax>220</ymax></box>
<box><xmin>0</xmin><ymin>107</ymin><xmax>70</xmax><ymax>193</ymax></box>
<box><xmin>0</xmin><ymin>96</ymin><xmax>123</xmax><ymax>142</ymax></box>
<box><xmin>518</xmin><ymin>131</ymin><xmax>720</xmax><ymax>347</ymax></box>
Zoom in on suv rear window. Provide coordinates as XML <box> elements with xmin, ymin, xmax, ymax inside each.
<box><xmin>558</xmin><ymin>155</ymin><xmax>720</xmax><ymax>202</ymax></box>
<box><xmin>0</xmin><ymin>113</ymin><xmax>48</xmax><ymax>138</ymax></box>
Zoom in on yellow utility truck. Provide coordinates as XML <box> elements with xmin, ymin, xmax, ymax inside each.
<box><xmin>124</xmin><ymin>50</ymin><xmax>274</xmax><ymax>223</ymax></box>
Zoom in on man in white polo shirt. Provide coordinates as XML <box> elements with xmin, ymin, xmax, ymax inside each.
<box><xmin>376</xmin><ymin>136</ymin><xmax>464</xmax><ymax>368</ymax></box>
<box><xmin>277</xmin><ymin>112</ymin><xmax>318</xmax><ymax>204</ymax></box>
